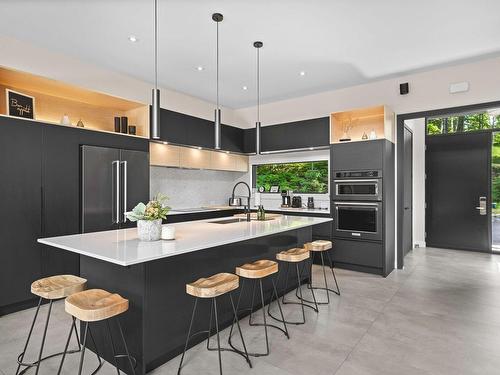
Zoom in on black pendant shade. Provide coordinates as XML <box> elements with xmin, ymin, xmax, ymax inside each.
<box><xmin>254</xmin><ymin>41</ymin><xmax>263</xmax><ymax>154</ymax></box>
<box><xmin>213</xmin><ymin>13</ymin><xmax>223</xmax><ymax>149</ymax></box>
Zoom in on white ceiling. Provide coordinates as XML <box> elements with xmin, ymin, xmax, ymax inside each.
<box><xmin>1</xmin><ymin>0</ymin><xmax>500</xmax><ymax>108</ymax></box>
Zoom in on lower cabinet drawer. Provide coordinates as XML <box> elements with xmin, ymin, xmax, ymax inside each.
<box><xmin>332</xmin><ymin>238</ymin><xmax>383</xmax><ymax>268</ymax></box>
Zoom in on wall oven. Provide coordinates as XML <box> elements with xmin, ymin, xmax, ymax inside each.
<box><xmin>332</xmin><ymin>170</ymin><xmax>382</xmax><ymax>201</ymax></box>
<box><xmin>333</xmin><ymin>201</ymin><xmax>382</xmax><ymax>241</ymax></box>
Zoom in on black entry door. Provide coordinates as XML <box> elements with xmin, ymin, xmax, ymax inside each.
<box><xmin>426</xmin><ymin>131</ymin><xmax>491</xmax><ymax>251</ymax></box>
<box><xmin>403</xmin><ymin>126</ymin><xmax>413</xmax><ymax>257</ymax></box>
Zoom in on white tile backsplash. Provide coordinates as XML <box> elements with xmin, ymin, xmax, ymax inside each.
<box><xmin>150</xmin><ymin>167</ymin><xmax>249</xmax><ymax>209</ymax></box>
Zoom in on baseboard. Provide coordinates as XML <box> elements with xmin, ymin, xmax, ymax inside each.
<box><xmin>414</xmin><ymin>241</ymin><xmax>426</xmax><ymax>248</ymax></box>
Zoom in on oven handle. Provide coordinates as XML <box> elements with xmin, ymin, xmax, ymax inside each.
<box><xmin>334</xmin><ymin>179</ymin><xmax>380</xmax><ymax>183</ymax></box>
<box><xmin>334</xmin><ymin>201</ymin><xmax>380</xmax><ymax>206</ymax></box>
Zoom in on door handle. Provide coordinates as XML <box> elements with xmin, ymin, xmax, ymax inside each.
<box><xmin>112</xmin><ymin>160</ymin><xmax>120</xmax><ymax>224</ymax></box>
<box><xmin>120</xmin><ymin>160</ymin><xmax>128</xmax><ymax>223</ymax></box>
<box><xmin>477</xmin><ymin>196</ymin><xmax>487</xmax><ymax>216</ymax></box>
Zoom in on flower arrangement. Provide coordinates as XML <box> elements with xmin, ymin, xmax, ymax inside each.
<box><xmin>126</xmin><ymin>193</ymin><xmax>171</xmax><ymax>222</ymax></box>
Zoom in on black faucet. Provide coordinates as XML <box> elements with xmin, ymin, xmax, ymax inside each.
<box><xmin>231</xmin><ymin>181</ymin><xmax>252</xmax><ymax>222</ymax></box>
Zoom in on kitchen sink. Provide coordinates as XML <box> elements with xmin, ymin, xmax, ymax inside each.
<box><xmin>208</xmin><ymin>218</ymin><xmax>248</xmax><ymax>224</ymax></box>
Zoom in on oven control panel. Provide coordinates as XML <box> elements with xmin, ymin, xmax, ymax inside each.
<box><xmin>335</xmin><ymin>170</ymin><xmax>381</xmax><ymax>179</ymax></box>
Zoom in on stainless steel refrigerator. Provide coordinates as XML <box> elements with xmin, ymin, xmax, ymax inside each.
<box><xmin>81</xmin><ymin>145</ymin><xmax>149</xmax><ymax>233</ymax></box>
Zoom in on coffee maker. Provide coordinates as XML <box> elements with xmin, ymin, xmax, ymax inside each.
<box><xmin>281</xmin><ymin>190</ymin><xmax>291</xmax><ymax>207</ymax></box>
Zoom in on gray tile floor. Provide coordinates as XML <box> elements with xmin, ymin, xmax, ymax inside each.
<box><xmin>2</xmin><ymin>247</ymin><xmax>500</xmax><ymax>374</ymax></box>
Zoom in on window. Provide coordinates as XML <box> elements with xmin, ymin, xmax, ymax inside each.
<box><xmin>254</xmin><ymin>160</ymin><xmax>328</xmax><ymax>194</ymax></box>
<box><xmin>426</xmin><ymin>109</ymin><xmax>500</xmax><ymax>135</ymax></box>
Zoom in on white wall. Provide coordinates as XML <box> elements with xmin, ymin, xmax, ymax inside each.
<box><xmin>234</xmin><ymin>56</ymin><xmax>500</xmax><ymax>127</ymax></box>
<box><xmin>404</xmin><ymin>118</ymin><xmax>426</xmax><ymax>247</ymax></box>
<box><xmin>0</xmin><ymin>36</ymin><xmax>243</xmax><ymax>126</ymax></box>
<box><xmin>150</xmin><ymin>167</ymin><xmax>248</xmax><ymax>209</ymax></box>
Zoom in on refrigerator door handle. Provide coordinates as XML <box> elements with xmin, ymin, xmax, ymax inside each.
<box><xmin>121</xmin><ymin>160</ymin><xmax>128</xmax><ymax>223</ymax></box>
<box><xmin>112</xmin><ymin>160</ymin><xmax>120</xmax><ymax>224</ymax></box>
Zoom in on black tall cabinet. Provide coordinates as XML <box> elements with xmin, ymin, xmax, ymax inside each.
<box><xmin>0</xmin><ymin>117</ymin><xmax>149</xmax><ymax>315</ymax></box>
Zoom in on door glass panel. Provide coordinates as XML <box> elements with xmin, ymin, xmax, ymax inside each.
<box><xmin>337</xmin><ymin>184</ymin><xmax>376</xmax><ymax>195</ymax></box>
<box><xmin>492</xmin><ymin>131</ymin><xmax>500</xmax><ymax>251</ymax></box>
<box><xmin>337</xmin><ymin>207</ymin><xmax>377</xmax><ymax>232</ymax></box>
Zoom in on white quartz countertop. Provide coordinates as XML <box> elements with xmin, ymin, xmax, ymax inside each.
<box><xmin>167</xmin><ymin>205</ymin><xmax>330</xmax><ymax>215</ymax></box>
<box><xmin>38</xmin><ymin>216</ymin><xmax>332</xmax><ymax>267</ymax></box>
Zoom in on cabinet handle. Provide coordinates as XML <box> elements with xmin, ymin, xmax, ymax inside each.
<box><xmin>121</xmin><ymin>160</ymin><xmax>128</xmax><ymax>223</ymax></box>
<box><xmin>112</xmin><ymin>160</ymin><xmax>120</xmax><ymax>224</ymax></box>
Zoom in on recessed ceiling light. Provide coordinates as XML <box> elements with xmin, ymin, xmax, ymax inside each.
<box><xmin>197</xmin><ymin>146</ymin><xmax>202</xmax><ymax>150</ymax></box>
<box><xmin>299</xmin><ymin>71</ymin><xmax>306</xmax><ymax>76</ymax></box>
<box><xmin>163</xmin><ymin>141</ymin><xmax>168</xmax><ymax>145</ymax></box>
<box><xmin>128</xmin><ymin>35</ymin><xmax>138</xmax><ymax>43</ymax></box>
<box><xmin>309</xmin><ymin>147</ymin><xmax>314</xmax><ymax>150</ymax></box>
<box><xmin>225</xmin><ymin>151</ymin><xmax>230</xmax><ymax>154</ymax></box>
<box><xmin>197</xmin><ymin>66</ymin><xmax>204</xmax><ymax>71</ymax></box>
<box><xmin>242</xmin><ymin>86</ymin><xmax>248</xmax><ymax>90</ymax></box>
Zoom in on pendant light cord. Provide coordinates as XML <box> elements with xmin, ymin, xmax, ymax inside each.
<box><xmin>216</xmin><ymin>20</ymin><xmax>219</xmax><ymax>110</ymax></box>
<box><xmin>257</xmin><ymin>47</ymin><xmax>260</xmax><ymax>123</ymax></box>
<box><xmin>154</xmin><ymin>0</ymin><xmax>159</xmax><ymax>92</ymax></box>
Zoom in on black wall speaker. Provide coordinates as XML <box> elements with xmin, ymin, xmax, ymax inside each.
<box><xmin>400</xmin><ymin>82</ymin><xmax>409</xmax><ymax>95</ymax></box>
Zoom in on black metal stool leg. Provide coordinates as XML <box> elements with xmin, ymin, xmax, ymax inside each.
<box><xmin>228</xmin><ymin>293</ymin><xmax>252</xmax><ymax>367</ymax></box>
<box><xmin>16</xmin><ymin>297</ymin><xmax>42</xmax><ymax>375</ymax></box>
<box><xmin>258</xmin><ymin>279</ymin><xmax>270</xmax><ymax>356</ymax></box>
<box><xmin>77</xmin><ymin>322</ymin><xmax>89</xmax><ymax>375</ymax></box>
<box><xmin>116</xmin><ymin>318</ymin><xmax>136</xmax><ymax>375</ymax></box>
<box><xmin>178</xmin><ymin>298</ymin><xmax>198</xmax><ymax>375</ymax></box>
<box><xmin>271</xmin><ymin>278</ymin><xmax>289</xmax><ymax>338</ymax></box>
<box><xmin>57</xmin><ymin>317</ymin><xmax>76</xmax><ymax>375</ymax></box>
<box><xmin>207</xmin><ymin>298</ymin><xmax>214</xmax><ymax>350</ymax></box>
<box><xmin>34</xmin><ymin>299</ymin><xmax>53</xmax><ymax>375</ymax></box>
<box><xmin>213</xmin><ymin>297</ymin><xmax>223</xmax><ymax>375</ymax></box>
<box><xmin>327</xmin><ymin>250</ymin><xmax>341</xmax><ymax>295</ymax></box>
<box><xmin>106</xmin><ymin>320</ymin><xmax>121</xmax><ymax>375</ymax></box>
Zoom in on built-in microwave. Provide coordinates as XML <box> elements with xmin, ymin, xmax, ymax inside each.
<box><xmin>333</xmin><ymin>201</ymin><xmax>382</xmax><ymax>241</ymax></box>
<box><xmin>332</xmin><ymin>170</ymin><xmax>382</xmax><ymax>201</ymax></box>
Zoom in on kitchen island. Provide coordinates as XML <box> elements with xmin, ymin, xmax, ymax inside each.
<box><xmin>38</xmin><ymin>215</ymin><xmax>332</xmax><ymax>374</ymax></box>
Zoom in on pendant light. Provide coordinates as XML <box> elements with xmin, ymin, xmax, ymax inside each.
<box><xmin>151</xmin><ymin>0</ymin><xmax>160</xmax><ymax>139</ymax></box>
<box><xmin>254</xmin><ymin>41</ymin><xmax>263</xmax><ymax>154</ymax></box>
<box><xmin>212</xmin><ymin>13</ymin><xmax>223</xmax><ymax>149</ymax></box>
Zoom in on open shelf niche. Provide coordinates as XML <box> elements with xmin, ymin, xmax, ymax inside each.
<box><xmin>0</xmin><ymin>66</ymin><xmax>149</xmax><ymax>138</ymax></box>
<box><xmin>330</xmin><ymin>105</ymin><xmax>395</xmax><ymax>144</ymax></box>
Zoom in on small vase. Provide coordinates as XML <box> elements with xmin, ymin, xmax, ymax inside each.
<box><xmin>137</xmin><ymin>219</ymin><xmax>162</xmax><ymax>241</ymax></box>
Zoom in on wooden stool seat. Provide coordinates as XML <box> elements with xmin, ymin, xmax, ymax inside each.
<box><xmin>276</xmin><ymin>248</ymin><xmax>310</xmax><ymax>262</ymax></box>
<box><xmin>186</xmin><ymin>273</ymin><xmax>239</xmax><ymax>298</ymax></box>
<box><xmin>65</xmin><ymin>289</ymin><xmax>129</xmax><ymax>322</ymax></box>
<box><xmin>31</xmin><ymin>274</ymin><xmax>87</xmax><ymax>300</ymax></box>
<box><xmin>305</xmin><ymin>240</ymin><xmax>332</xmax><ymax>252</ymax></box>
<box><xmin>236</xmin><ymin>260</ymin><xmax>278</xmax><ymax>279</ymax></box>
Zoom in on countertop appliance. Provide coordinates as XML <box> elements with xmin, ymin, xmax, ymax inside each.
<box><xmin>281</xmin><ymin>190</ymin><xmax>291</xmax><ymax>207</ymax></box>
<box><xmin>307</xmin><ymin>197</ymin><xmax>314</xmax><ymax>209</ymax></box>
<box><xmin>81</xmin><ymin>145</ymin><xmax>149</xmax><ymax>233</ymax></box>
<box><xmin>292</xmin><ymin>196</ymin><xmax>302</xmax><ymax>208</ymax></box>
<box><xmin>332</xmin><ymin>170</ymin><xmax>382</xmax><ymax>201</ymax></box>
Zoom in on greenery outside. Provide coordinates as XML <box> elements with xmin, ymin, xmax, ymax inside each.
<box><xmin>427</xmin><ymin>112</ymin><xmax>500</xmax><ymax>135</ymax></box>
<box><xmin>256</xmin><ymin>161</ymin><xmax>328</xmax><ymax>194</ymax></box>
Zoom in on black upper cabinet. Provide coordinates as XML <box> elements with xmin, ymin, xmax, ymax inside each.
<box><xmin>0</xmin><ymin>119</ymin><xmax>43</xmax><ymax>307</ymax></box>
<box><xmin>156</xmin><ymin>107</ymin><xmax>328</xmax><ymax>154</ymax></box>
<box><xmin>330</xmin><ymin>139</ymin><xmax>385</xmax><ymax>171</ymax></box>
<box><xmin>245</xmin><ymin>117</ymin><xmax>330</xmax><ymax>153</ymax></box>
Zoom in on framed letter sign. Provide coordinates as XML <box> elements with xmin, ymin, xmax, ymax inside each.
<box><xmin>6</xmin><ymin>89</ymin><xmax>35</xmax><ymax>119</ymax></box>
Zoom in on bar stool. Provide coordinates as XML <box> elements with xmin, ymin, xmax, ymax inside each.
<box><xmin>300</xmin><ymin>240</ymin><xmax>340</xmax><ymax>305</ymax></box>
<box><xmin>58</xmin><ymin>289</ymin><xmax>136</xmax><ymax>375</ymax></box>
<box><xmin>178</xmin><ymin>273</ymin><xmax>252</xmax><ymax>375</ymax></box>
<box><xmin>228</xmin><ymin>260</ymin><xmax>289</xmax><ymax>357</ymax></box>
<box><xmin>16</xmin><ymin>275</ymin><xmax>87</xmax><ymax>375</ymax></box>
<box><xmin>268</xmin><ymin>248</ymin><xmax>318</xmax><ymax>325</ymax></box>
